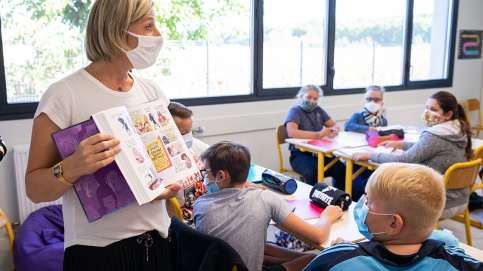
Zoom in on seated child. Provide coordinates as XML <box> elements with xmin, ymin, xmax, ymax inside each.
<box><xmin>168</xmin><ymin>102</ymin><xmax>265</xmax><ymax>225</ymax></box>
<box><xmin>352</xmin><ymin>91</ymin><xmax>473</xmax><ymax>218</ymax></box>
<box><xmin>285</xmin><ymin>85</ymin><xmax>346</xmax><ymax>188</ymax></box>
<box><xmin>304</xmin><ymin>163</ymin><xmax>483</xmax><ymax>271</ymax></box>
<box><xmin>193</xmin><ymin>141</ymin><xmax>343</xmax><ymax>271</ymax></box>
<box><xmin>344</xmin><ymin>85</ymin><xmax>388</xmax><ymax>133</ymax></box>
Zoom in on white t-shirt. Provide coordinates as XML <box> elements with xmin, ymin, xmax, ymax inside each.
<box><xmin>190</xmin><ymin>138</ymin><xmax>210</xmax><ymax>158</ymax></box>
<box><xmin>35</xmin><ymin>68</ymin><xmax>171</xmax><ymax>248</ymax></box>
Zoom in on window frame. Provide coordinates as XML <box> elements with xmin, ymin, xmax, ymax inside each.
<box><xmin>0</xmin><ymin>0</ymin><xmax>459</xmax><ymax>120</ymax></box>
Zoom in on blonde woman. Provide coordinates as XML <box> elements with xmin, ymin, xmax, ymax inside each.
<box><xmin>25</xmin><ymin>0</ymin><xmax>180</xmax><ymax>269</ymax></box>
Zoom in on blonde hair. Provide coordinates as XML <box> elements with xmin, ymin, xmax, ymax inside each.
<box><xmin>295</xmin><ymin>85</ymin><xmax>323</xmax><ymax>100</ymax></box>
<box><xmin>85</xmin><ymin>0</ymin><xmax>154</xmax><ymax>62</ymax></box>
<box><xmin>365</xmin><ymin>163</ymin><xmax>445</xmax><ymax>240</ymax></box>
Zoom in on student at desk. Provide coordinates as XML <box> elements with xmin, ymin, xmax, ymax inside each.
<box><xmin>285</xmin><ymin>85</ymin><xmax>346</xmax><ymax>188</ymax></box>
<box><xmin>344</xmin><ymin>85</ymin><xmax>388</xmax><ymax>133</ymax></box>
<box><xmin>304</xmin><ymin>163</ymin><xmax>483</xmax><ymax>271</ymax></box>
<box><xmin>193</xmin><ymin>141</ymin><xmax>343</xmax><ymax>271</ymax></box>
<box><xmin>168</xmin><ymin>102</ymin><xmax>264</xmax><ymax>225</ymax></box>
<box><xmin>352</xmin><ymin>91</ymin><xmax>473</xmax><ymax>218</ymax></box>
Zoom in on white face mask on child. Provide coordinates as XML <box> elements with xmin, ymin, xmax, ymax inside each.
<box><xmin>364</xmin><ymin>101</ymin><xmax>382</xmax><ymax>114</ymax></box>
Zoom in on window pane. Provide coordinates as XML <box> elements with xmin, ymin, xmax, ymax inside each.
<box><xmin>263</xmin><ymin>0</ymin><xmax>328</xmax><ymax>89</ymax></box>
<box><xmin>136</xmin><ymin>0</ymin><xmax>252</xmax><ymax>99</ymax></box>
<box><xmin>410</xmin><ymin>0</ymin><xmax>452</xmax><ymax>81</ymax></box>
<box><xmin>1</xmin><ymin>0</ymin><xmax>87</xmax><ymax>104</ymax></box>
<box><xmin>334</xmin><ymin>0</ymin><xmax>406</xmax><ymax>89</ymax></box>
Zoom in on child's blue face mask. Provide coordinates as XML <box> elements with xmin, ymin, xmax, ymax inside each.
<box><xmin>353</xmin><ymin>195</ymin><xmax>393</xmax><ymax>240</ymax></box>
<box><xmin>203</xmin><ymin>176</ymin><xmax>220</xmax><ymax>194</ymax></box>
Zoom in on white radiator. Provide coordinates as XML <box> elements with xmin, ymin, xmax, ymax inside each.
<box><xmin>13</xmin><ymin>145</ymin><xmax>62</xmax><ymax>224</ymax></box>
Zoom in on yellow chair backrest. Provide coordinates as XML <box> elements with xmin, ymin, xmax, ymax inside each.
<box><xmin>444</xmin><ymin>158</ymin><xmax>481</xmax><ymax>190</ymax></box>
<box><xmin>276</xmin><ymin>125</ymin><xmax>302</xmax><ymax>177</ymax></box>
<box><xmin>473</xmin><ymin>145</ymin><xmax>483</xmax><ymax>161</ymax></box>
<box><xmin>466</xmin><ymin>99</ymin><xmax>483</xmax><ymax>137</ymax></box>
<box><xmin>0</xmin><ymin>207</ymin><xmax>14</xmax><ymax>270</ymax></box>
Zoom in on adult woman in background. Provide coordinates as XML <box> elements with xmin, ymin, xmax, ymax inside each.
<box><xmin>25</xmin><ymin>0</ymin><xmax>180</xmax><ymax>270</ymax></box>
<box><xmin>353</xmin><ymin>91</ymin><xmax>472</xmax><ymax>219</ymax></box>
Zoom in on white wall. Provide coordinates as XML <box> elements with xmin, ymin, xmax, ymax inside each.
<box><xmin>0</xmin><ymin>0</ymin><xmax>482</xmax><ymax>269</ymax></box>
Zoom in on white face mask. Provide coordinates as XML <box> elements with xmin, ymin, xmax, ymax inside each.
<box><xmin>125</xmin><ymin>31</ymin><xmax>164</xmax><ymax>70</ymax></box>
<box><xmin>364</xmin><ymin>101</ymin><xmax>382</xmax><ymax>114</ymax></box>
<box><xmin>182</xmin><ymin>131</ymin><xmax>194</xmax><ymax>149</ymax></box>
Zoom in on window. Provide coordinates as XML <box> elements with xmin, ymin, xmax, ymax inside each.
<box><xmin>334</xmin><ymin>0</ymin><xmax>407</xmax><ymax>89</ymax></box>
<box><xmin>263</xmin><ymin>0</ymin><xmax>328</xmax><ymax>89</ymax></box>
<box><xmin>0</xmin><ymin>0</ymin><xmax>459</xmax><ymax>120</ymax></box>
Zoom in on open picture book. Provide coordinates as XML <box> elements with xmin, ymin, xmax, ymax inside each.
<box><xmin>52</xmin><ymin>99</ymin><xmax>199</xmax><ymax>222</ymax></box>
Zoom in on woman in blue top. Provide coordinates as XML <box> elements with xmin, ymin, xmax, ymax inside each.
<box><xmin>285</xmin><ymin>85</ymin><xmax>346</xmax><ymax>188</ymax></box>
<box><xmin>344</xmin><ymin>85</ymin><xmax>388</xmax><ymax>133</ymax></box>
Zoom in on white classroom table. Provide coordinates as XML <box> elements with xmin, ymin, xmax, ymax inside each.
<box><xmin>460</xmin><ymin>242</ymin><xmax>483</xmax><ymax>262</ymax></box>
<box><xmin>264</xmin><ymin>179</ymin><xmax>365</xmax><ymax>250</ymax></box>
<box><xmin>254</xmin><ymin>167</ymin><xmax>483</xmax><ymax>260</ymax></box>
<box><xmin>285</xmin><ymin>132</ymin><xmax>368</xmax><ymax>182</ymax></box>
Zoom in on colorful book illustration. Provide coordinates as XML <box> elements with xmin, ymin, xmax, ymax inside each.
<box><xmin>52</xmin><ymin>99</ymin><xmax>199</xmax><ymax>222</ymax></box>
<box><xmin>287</xmin><ymin>198</ymin><xmax>325</xmax><ymax>220</ymax></box>
<box><xmin>303</xmin><ymin>139</ymin><xmax>348</xmax><ymax>151</ymax></box>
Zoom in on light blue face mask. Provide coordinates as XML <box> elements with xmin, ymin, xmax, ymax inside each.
<box><xmin>353</xmin><ymin>195</ymin><xmax>393</xmax><ymax>240</ymax></box>
<box><xmin>203</xmin><ymin>176</ymin><xmax>220</xmax><ymax>194</ymax></box>
<box><xmin>182</xmin><ymin>131</ymin><xmax>194</xmax><ymax>149</ymax></box>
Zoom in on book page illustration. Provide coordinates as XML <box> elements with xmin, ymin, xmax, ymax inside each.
<box><xmin>178</xmin><ymin>172</ymin><xmax>208</xmax><ymax>226</ymax></box>
<box><xmin>125</xmin><ymin>100</ymin><xmax>200</xmax><ymax>188</ymax></box>
<box><xmin>145</xmin><ymin>136</ymin><xmax>172</xmax><ymax>172</ymax></box>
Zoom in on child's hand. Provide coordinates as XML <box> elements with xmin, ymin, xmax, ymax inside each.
<box><xmin>368</xmin><ymin>127</ymin><xmax>379</xmax><ymax>132</ymax></box>
<box><xmin>378</xmin><ymin>141</ymin><xmax>403</xmax><ymax>149</ymax></box>
<box><xmin>320</xmin><ymin>127</ymin><xmax>337</xmax><ymax>138</ymax></box>
<box><xmin>352</xmin><ymin>152</ymin><xmax>371</xmax><ymax>161</ymax></box>
<box><xmin>321</xmin><ymin>205</ymin><xmax>343</xmax><ymax>224</ymax></box>
<box><xmin>329</xmin><ymin>126</ymin><xmax>339</xmax><ymax>137</ymax></box>
<box><xmin>154</xmin><ymin>182</ymin><xmax>182</xmax><ymax>200</ymax></box>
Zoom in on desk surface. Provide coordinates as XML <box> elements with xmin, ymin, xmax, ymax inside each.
<box><xmin>285</xmin><ymin>132</ymin><xmax>368</xmax><ymax>153</ymax></box>
<box><xmin>265</xmin><ymin>179</ymin><xmax>365</xmax><ymax>249</ymax></box>
<box><xmin>460</xmin><ymin>243</ymin><xmax>483</xmax><ymax>261</ymax></box>
<box><xmin>255</xmin><ymin>168</ymin><xmax>483</xmax><ymax>258</ymax></box>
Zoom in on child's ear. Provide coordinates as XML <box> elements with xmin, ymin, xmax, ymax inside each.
<box><xmin>217</xmin><ymin>170</ymin><xmax>226</xmax><ymax>181</ymax></box>
<box><xmin>385</xmin><ymin>214</ymin><xmax>403</xmax><ymax>236</ymax></box>
<box><xmin>444</xmin><ymin>111</ymin><xmax>453</xmax><ymax>120</ymax></box>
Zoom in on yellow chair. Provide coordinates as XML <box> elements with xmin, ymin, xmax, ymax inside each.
<box><xmin>276</xmin><ymin>125</ymin><xmax>303</xmax><ymax>179</ymax></box>
<box><xmin>452</xmin><ymin>146</ymin><xmax>483</xmax><ymax>229</ymax></box>
<box><xmin>466</xmin><ymin>99</ymin><xmax>483</xmax><ymax>137</ymax></box>
<box><xmin>435</xmin><ymin>158</ymin><xmax>481</xmax><ymax>246</ymax></box>
<box><xmin>0</xmin><ymin>207</ymin><xmax>14</xmax><ymax>270</ymax></box>
<box><xmin>471</xmin><ymin>145</ymin><xmax>483</xmax><ymax>195</ymax></box>
<box><xmin>166</xmin><ymin>198</ymin><xmax>184</xmax><ymax>221</ymax></box>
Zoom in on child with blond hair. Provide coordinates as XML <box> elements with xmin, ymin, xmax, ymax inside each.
<box><xmin>304</xmin><ymin>163</ymin><xmax>482</xmax><ymax>270</ymax></box>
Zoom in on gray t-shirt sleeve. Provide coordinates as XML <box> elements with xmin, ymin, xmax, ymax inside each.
<box><xmin>371</xmin><ymin>132</ymin><xmax>438</xmax><ymax>164</ymax></box>
<box><xmin>261</xmin><ymin>190</ymin><xmax>295</xmax><ymax>225</ymax></box>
